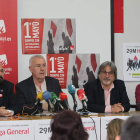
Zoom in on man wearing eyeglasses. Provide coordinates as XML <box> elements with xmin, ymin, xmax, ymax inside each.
<box><xmin>15</xmin><ymin>55</ymin><xmax>62</xmax><ymax>115</ymax></box>
<box><xmin>84</xmin><ymin>61</ymin><xmax>130</xmax><ymax>113</ymax></box>
<box><xmin>0</xmin><ymin>64</ymin><xmax>18</xmax><ymax>116</ymax></box>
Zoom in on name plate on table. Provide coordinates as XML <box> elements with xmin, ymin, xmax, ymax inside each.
<box><xmin>0</xmin><ymin>120</ymin><xmax>34</xmax><ymax>140</ymax></box>
<box><xmin>33</xmin><ymin>119</ymin><xmax>52</xmax><ymax>140</ymax></box>
<box><xmin>33</xmin><ymin>117</ymin><xmax>100</xmax><ymax>140</ymax></box>
<box><xmin>101</xmin><ymin>116</ymin><xmax>130</xmax><ymax>140</ymax></box>
<box><xmin>82</xmin><ymin>117</ymin><xmax>100</xmax><ymax>140</ymax></box>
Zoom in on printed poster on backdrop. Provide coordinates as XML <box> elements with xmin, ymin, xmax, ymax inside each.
<box><xmin>0</xmin><ymin>0</ymin><xmax>18</xmax><ymax>85</ymax></box>
<box><xmin>21</xmin><ymin>18</ymin><xmax>76</xmax><ymax>54</ymax></box>
<box><xmin>47</xmin><ymin>54</ymin><xmax>100</xmax><ymax>88</ymax></box>
<box><xmin>123</xmin><ymin>43</ymin><xmax>140</xmax><ymax>81</ymax></box>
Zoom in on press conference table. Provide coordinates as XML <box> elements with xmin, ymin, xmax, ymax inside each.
<box><xmin>27</xmin><ymin>111</ymin><xmax>140</xmax><ymax>119</ymax></box>
<box><xmin>0</xmin><ymin>111</ymin><xmax>140</xmax><ymax>140</ymax></box>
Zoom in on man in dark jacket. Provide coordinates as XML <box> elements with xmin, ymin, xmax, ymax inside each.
<box><xmin>16</xmin><ymin>55</ymin><xmax>62</xmax><ymax>115</ymax></box>
<box><xmin>84</xmin><ymin>61</ymin><xmax>130</xmax><ymax>113</ymax></box>
<box><xmin>0</xmin><ymin>64</ymin><xmax>18</xmax><ymax>116</ymax></box>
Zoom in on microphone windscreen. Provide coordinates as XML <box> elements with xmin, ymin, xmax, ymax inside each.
<box><xmin>77</xmin><ymin>89</ymin><xmax>85</xmax><ymax>96</ymax></box>
<box><xmin>59</xmin><ymin>92</ymin><xmax>68</xmax><ymax>101</ymax></box>
<box><xmin>50</xmin><ymin>92</ymin><xmax>57</xmax><ymax>100</ymax></box>
<box><xmin>43</xmin><ymin>91</ymin><xmax>52</xmax><ymax>101</ymax></box>
<box><xmin>36</xmin><ymin>91</ymin><xmax>43</xmax><ymax>101</ymax></box>
<box><xmin>68</xmin><ymin>84</ymin><xmax>76</xmax><ymax>94</ymax></box>
<box><xmin>77</xmin><ymin>89</ymin><xmax>88</xmax><ymax>101</ymax></box>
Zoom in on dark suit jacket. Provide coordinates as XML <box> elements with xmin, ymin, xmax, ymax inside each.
<box><xmin>0</xmin><ymin>80</ymin><xmax>19</xmax><ymax>114</ymax></box>
<box><xmin>84</xmin><ymin>78</ymin><xmax>130</xmax><ymax>113</ymax></box>
<box><xmin>15</xmin><ymin>76</ymin><xmax>62</xmax><ymax>114</ymax></box>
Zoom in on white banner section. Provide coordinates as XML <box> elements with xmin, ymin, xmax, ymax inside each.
<box><xmin>0</xmin><ymin>120</ymin><xmax>34</xmax><ymax>140</ymax></box>
<box><xmin>101</xmin><ymin>116</ymin><xmax>129</xmax><ymax>140</ymax></box>
<box><xmin>82</xmin><ymin>117</ymin><xmax>100</xmax><ymax>140</ymax></box>
<box><xmin>33</xmin><ymin>119</ymin><xmax>52</xmax><ymax>140</ymax></box>
<box><xmin>33</xmin><ymin>117</ymin><xmax>100</xmax><ymax>140</ymax></box>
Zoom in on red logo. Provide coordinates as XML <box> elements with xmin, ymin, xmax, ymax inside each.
<box><xmin>0</xmin><ymin>94</ymin><xmax>3</xmax><ymax>97</ymax></box>
<box><xmin>70</xmin><ymin>45</ymin><xmax>74</xmax><ymax>50</ymax></box>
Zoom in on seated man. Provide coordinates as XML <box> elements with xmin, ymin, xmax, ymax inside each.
<box><xmin>0</xmin><ymin>64</ymin><xmax>18</xmax><ymax>116</ymax></box>
<box><xmin>16</xmin><ymin>55</ymin><xmax>62</xmax><ymax>115</ymax></box>
<box><xmin>84</xmin><ymin>61</ymin><xmax>130</xmax><ymax>113</ymax></box>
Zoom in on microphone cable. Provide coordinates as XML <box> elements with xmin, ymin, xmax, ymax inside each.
<box><xmin>88</xmin><ymin>116</ymin><xmax>98</xmax><ymax>140</ymax></box>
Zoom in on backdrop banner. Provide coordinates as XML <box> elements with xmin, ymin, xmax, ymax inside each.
<box><xmin>21</xmin><ymin>18</ymin><xmax>76</xmax><ymax>54</ymax></box>
<box><xmin>47</xmin><ymin>54</ymin><xmax>100</xmax><ymax>88</ymax></box>
<box><xmin>0</xmin><ymin>0</ymin><xmax>18</xmax><ymax>86</ymax></box>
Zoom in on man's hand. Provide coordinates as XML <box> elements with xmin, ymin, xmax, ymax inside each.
<box><xmin>111</xmin><ymin>103</ymin><xmax>123</xmax><ymax>113</ymax></box>
<box><xmin>0</xmin><ymin>107</ymin><xmax>12</xmax><ymax>117</ymax></box>
<box><xmin>42</xmin><ymin>103</ymin><xmax>48</xmax><ymax>111</ymax></box>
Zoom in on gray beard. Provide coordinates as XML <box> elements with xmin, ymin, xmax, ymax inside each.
<box><xmin>102</xmin><ymin>80</ymin><xmax>111</xmax><ymax>85</ymax></box>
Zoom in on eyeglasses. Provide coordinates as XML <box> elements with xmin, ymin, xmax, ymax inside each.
<box><xmin>0</xmin><ymin>69</ymin><xmax>4</xmax><ymax>73</ymax></box>
<box><xmin>101</xmin><ymin>70</ymin><xmax>114</xmax><ymax>75</ymax></box>
<box><xmin>31</xmin><ymin>64</ymin><xmax>46</xmax><ymax>69</ymax></box>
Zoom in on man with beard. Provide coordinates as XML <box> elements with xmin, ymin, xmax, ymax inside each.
<box><xmin>84</xmin><ymin>61</ymin><xmax>130</xmax><ymax>113</ymax></box>
<box><xmin>0</xmin><ymin>64</ymin><xmax>18</xmax><ymax>116</ymax></box>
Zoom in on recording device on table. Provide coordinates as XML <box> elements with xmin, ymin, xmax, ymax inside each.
<box><xmin>59</xmin><ymin>92</ymin><xmax>71</xmax><ymax>110</ymax></box>
<box><xmin>77</xmin><ymin>89</ymin><xmax>89</xmax><ymax>115</ymax></box>
<box><xmin>68</xmin><ymin>84</ymin><xmax>77</xmax><ymax>111</ymax></box>
<box><xmin>50</xmin><ymin>92</ymin><xmax>65</xmax><ymax>111</ymax></box>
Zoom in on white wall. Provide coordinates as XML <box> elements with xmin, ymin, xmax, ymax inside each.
<box><xmin>115</xmin><ymin>0</ymin><xmax>140</xmax><ymax>111</ymax></box>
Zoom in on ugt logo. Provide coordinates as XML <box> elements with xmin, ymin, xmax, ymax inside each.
<box><xmin>70</xmin><ymin>45</ymin><xmax>75</xmax><ymax>51</ymax></box>
<box><xmin>0</xmin><ymin>20</ymin><xmax>6</xmax><ymax>34</ymax></box>
<box><xmin>0</xmin><ymin>54</ymin><xmax>8</xmax><ymax>66</ymax></box>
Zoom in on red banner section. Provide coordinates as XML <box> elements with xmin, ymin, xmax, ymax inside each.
<box><xmin>47</xmin><ymin>54</ymin><xmax>69</xmax><ymax>88</ymax></box>
<box><xmin>21</xmin><ymin>19</ymin><xmax>44</xmax><ymax>54</ymax></box>
<box><xmin>114</xmin><ymin>0</ymin><xmax>124</xmax><ymax>33</ymax></box>
<box><xmin>0</xmin><ymin>0</ymin><xmax>18</xmax><ymax>85</ymax></box>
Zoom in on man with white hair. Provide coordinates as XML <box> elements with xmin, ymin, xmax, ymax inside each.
<box><xmin>16</xmin><ymin>55</ymin><xmax>62</xmax><ymax>115</ymax></box>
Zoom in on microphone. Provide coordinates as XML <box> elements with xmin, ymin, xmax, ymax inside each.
<box><xmin>77</xmin><ymin>89</ymin><xmax>88</xmax><ymax>112</ymax></box>
<box><xmin>50</xmin><ymin>92</ymin><xmax>65</xmax><ymax>111</ymax></box>
<box><xmin>35</xmin><ymin>91</ymin><xmax>43</xmax><ymax>106</ymax></box>
<box><xmin>59</xmin><ymin>92</ymin><xmax>71</xmax><ymax>110</ymax></box>
<box><xmin>42</xmin><ymin>91</ymin><xmax>54</xmax><ymax>112</ymax></box>
<box><xmin>68</xmin><ymin>84</ymin><xmax>77</xmax><ymax>111</ymax></box>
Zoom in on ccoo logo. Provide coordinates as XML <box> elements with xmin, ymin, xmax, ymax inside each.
<box><xmin>70</xmin><ymin>45</ymin><xmax>75</xmax><ymax>50</ymax></box>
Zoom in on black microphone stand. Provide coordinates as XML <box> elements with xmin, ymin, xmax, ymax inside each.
<box><xmin>71</xmin><ymin>94</ymin><xmax>77</xmax><ymax>111</ymax></box>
